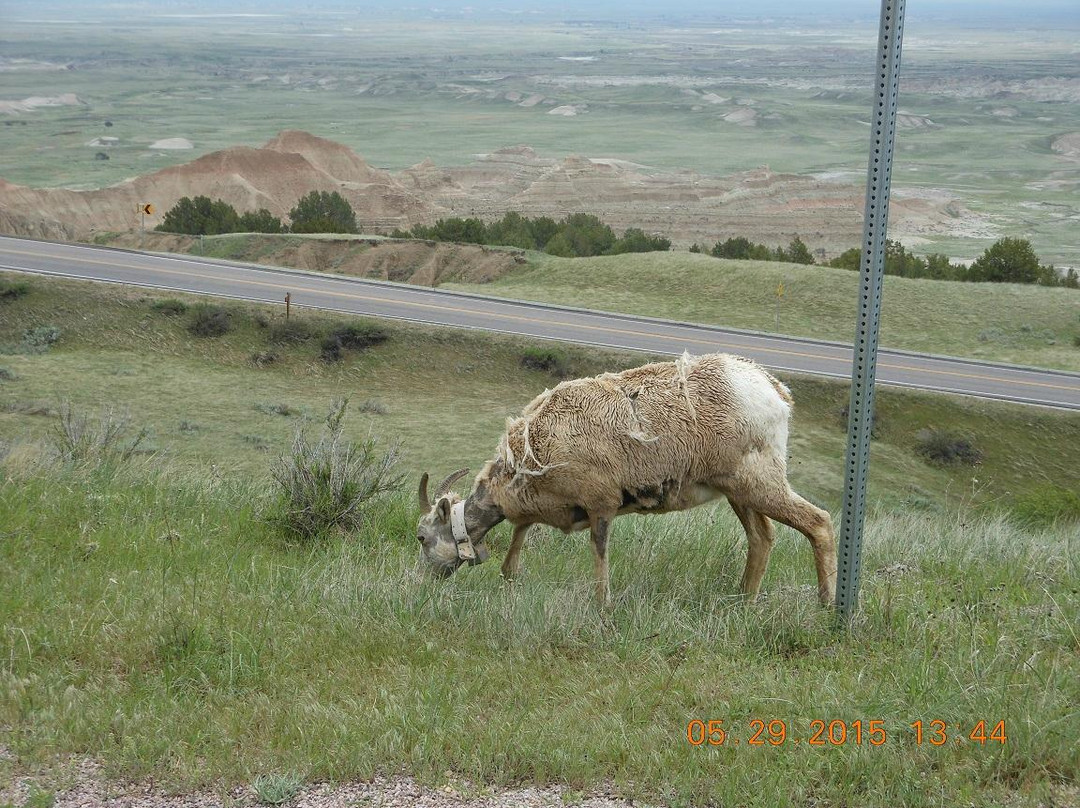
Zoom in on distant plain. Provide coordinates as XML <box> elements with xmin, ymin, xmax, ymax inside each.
<box><xmin>1</xmin><ymin>9</ymin><xmax>1079</xmax><ymax>265</ymax></box>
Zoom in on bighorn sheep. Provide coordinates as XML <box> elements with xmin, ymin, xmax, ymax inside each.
<box><xmin>417</xmin><ymin>352</ymin><xmax>837</xmax><ymax>605</ymax></box>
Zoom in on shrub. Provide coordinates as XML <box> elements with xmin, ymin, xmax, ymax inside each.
<box><xmin>251</xmin><ymin>350</ymin><xmax>279</xmax><ymax>367</ymax></box>
<box><xmin>268</xmin><ymin>320</ymin><xmax>311</xmax><ymax>344</ymax></box>
<box><xmin>331</xmin><ymin>323</ymin><xmax>388</xmax><ymax>350</ymax></box>
<box><xmin>20</xmin><ymin>786</ymin><xmax>55</xmax><ymax>808</ymax></box>
<box><xmin>0</xmin><ymin>367</ymin><xmax>16</xmax><ymax>381</ymax></box>
<box><xmin>25</xmin><ymin>326</ymin><xmax>61</xmax><ymax>349</ymax></box>
<box><xmin>187</xmin><ymin>304</ymin><xmax>232</xmax><ymax>337</ymax></box>
<box><xmin>253</xmin><ymin>773</ymin><xmax>303</xmax><ymax>806</ymax></box>
<box><xmin>0</xmin><ymin>279</ymin><xmax>30</xmax><ymax>301</ymax></box>
<box><xmin>255</xmin><ymin>402</ymin><xmax>302</xmax><ymax>417</ymax></box>
<box><xmin>1011</xmin><ymin>485</ymin><xmax>1080</xmax><ymax>527</ymax></box>
<box><xmin>914</xmin><ymin>428</ymin><xmax>982</xmax><ymax>466</ymax></box>
<box><xmin>356</xmin><ymin>399</ymin><xmax>388</xmax><ymax>415</ymax></box>
<box><xmin>268</xmin><ymin>319</ymin><xmax>317</xmax><ymax>344</ymax></box>
<box><xmin>3</xmin><ymin>400</ymin><xmax>55</xmax><ymax>417</ymax></box>
<box><xmin>242</xmin><ymin>434</ymin><xmax>272</xmax><ymax>451</ymax></box>
<box><xmin>319</xmin><ymin>336</ymin><xmax>344</xmax><ymax>362</ymax></box>
<box><xmin>320</xmin><ymin>323</ymin><xmax>388</xmax><ymax>361</ymax></box>
<box><xmin>50</xmin><ymin>401</ymin><xmax>148</xmax><ymax>465</ymax></box>
<box><xmin>520</xmin><ymin>346</ymin><xmax>571</xmax><ymax>376</ymax></box>
<box><xmin>3</xmin><ymin>326</ymin><xmax>62</xmax><ymax>355</ymax></box>
<box><xmin>151</xmin><ymin>298</ymin><xmax>188</xmax><ymax>316</ymax></box>
<box><xmin>269</xmin><ymin>400</ymin><xmax>403</xmax><ymax>541</ymax></box>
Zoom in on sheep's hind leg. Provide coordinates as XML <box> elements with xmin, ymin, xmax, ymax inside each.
<box><xmin>501</xmin><ymin>524</ymin><xmax>531</xmax><ymax>581</ymax></box>
<box><xmin>590</xmin><ymin>515</ymin><xmax>613</xmax><ymax>606</ymax></box>
<box><xmin>751</xmin><ymin>489</ymin><xmax>837</xmax><ymax>606</ymax></box>
<box><xmin>728</xmin><ymin>498</ymin><xmax>776</xmax><ymax>601</ymax></box>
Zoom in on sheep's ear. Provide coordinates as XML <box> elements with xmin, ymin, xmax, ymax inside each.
<box><xmin>436</xmin><ymin>497</ymin><xmax>451</xmax><ymax>523</ymax></box>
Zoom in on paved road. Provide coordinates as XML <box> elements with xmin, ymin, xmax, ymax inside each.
<box><xmin>2</xmin><ymin>235</ymin><xmax>1078</xmax><ymax>410</ymax></box>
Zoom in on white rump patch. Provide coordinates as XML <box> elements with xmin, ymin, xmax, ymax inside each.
<box><xmin>727</xmin><ymin>358</ymin><xmax>791</xmax><ymax>455</ymax></box>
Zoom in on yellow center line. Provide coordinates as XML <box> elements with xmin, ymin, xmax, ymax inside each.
<box><xmin>5</xmin><ymin>245</ymin><xmax>1079</xmax><ymax>395</ymax></box>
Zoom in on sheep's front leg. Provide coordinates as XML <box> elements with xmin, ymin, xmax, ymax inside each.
<box><xmin>501</xmin><ymin>524</ymin><xmax>531</xmax><ymax>581</ymax></box>
<box><xmin>590</xmin><ymin>515</ymin><xmax>612</xmax><ymax>606</ymax></box>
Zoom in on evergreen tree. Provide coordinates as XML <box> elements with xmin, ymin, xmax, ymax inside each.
<box><xmin>829</xmin><ymin>247</ymin><xmax>862</xmax><ymax>271</ymax></box>
<box><xmin>156</xmin><ymin>195</ymin><xmax>239</xmax><ymax>236</ymax></box>
<box><xmin>783</xmin><ymin>236</ymin><xmax>815</xmax><ymax>265</ymax></box>
<box><xmin>487</xmin><ymin>212</ymin><xmax>537</xmax><ymax>250</ymax></box>
<box><xmin>608</xmin><ymin>228</ymin><xmax>671</xmax><ymax>255</ymax></box>
<box><xmin>712</xmin><ymin>237</ymin><xmax>756</xmax><ymax>260</ymax></box>
<box><xmin>968</xmin><ymin>238</ymin><xmax>1043</xmax><ymax>284</ymax></box>
<box><xmin>238</xmin><ymin>208</ymin><xmax>284</xmax><ymax>233</ymax></box>
<box><xmin>557</xmin><ymin>213</ymin><xmax>616</xmax><ymax>257</ymax></box>
<box><xmin>430</xmin><ymin>217</ymin><xmax>486</xmax><ymax>244</ymax></box>
<box><xmin>289</xmin><ymin>191</ymin><xmax>358</xmax><ymax>234</ymax></box>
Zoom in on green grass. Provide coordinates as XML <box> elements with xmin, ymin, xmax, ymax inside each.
<box><xmin>0</xmin><ymin>271</ymin><xmax>1078</xmax><ymax>512</ymax></box>
<box><xmin>1</xmin><ymin>456</ymin><xmax>1077</xmax><ymax>805</ymax></box>
<box><xmin>0</xmin><ymin>272</ymin><xmax>1078</xmax><ymax>805</ymax></box>
<box><xmin>445</xmin><ymin>251</ymin><xmax>1080</xmax><ymax>371</ymax></box>
<box><xmin>95</xmin><ymin>229</ymin><xmax>1080</xmax><ymax>372</ymax></box>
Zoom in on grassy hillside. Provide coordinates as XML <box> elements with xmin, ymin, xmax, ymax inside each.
<box><xmin>1</xmin><ymin>272</ymin><xmax>1078</xmax><ymax>805</ymax></box>
<box><xmin>92</xmin><ymin>232</ymin><xmax>1080</xmax><ymax>372</ymax></box>
<box><xmin>445</xmin><ymin>252</ymin><xmax>1080</xmax><ymax>372</ymax></box>
<box><xmin>2</xmin><ymin>272</ymin><xmax>1078</xmax><ymax>513</ymax></box>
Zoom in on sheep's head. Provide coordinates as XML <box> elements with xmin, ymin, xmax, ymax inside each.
<box><xmin>416</xmin><ymin>468</ymin><xmax>491</xmax><ymax>576</ymax></box>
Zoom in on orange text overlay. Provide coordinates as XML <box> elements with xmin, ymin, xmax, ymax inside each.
<box><xmin>686</xmin><ymin>719</ymin><xmax>1006</xmax><ymax>748</ymax></box>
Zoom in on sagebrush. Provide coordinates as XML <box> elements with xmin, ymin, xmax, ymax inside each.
<box><xmin>50</xmin><ymin>400</ymin><xmax>147</xmax><ymax>465</ymax></box>
<box><xmin>270</xmin><ymin>399</ymin><xmax>403</xmax><ymax>540</ymax></box>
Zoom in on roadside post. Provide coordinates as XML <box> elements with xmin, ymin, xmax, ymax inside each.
<box><xmin>139</xmin><ymin>203</ymin><xmax>154</xmax><ymax>249</ymax></box>
<box><xmin>836</xmin><ymin>0</ymin><xmax>906</xmax><ymax>619</ymax></box>
<box><xmin>285</xmin><ymin>292</ymin><xmax>291</xmax><ymax>320</ymax></box>
<box><xmin>775</xmin><ymin>282</ymin><xmax>783</xmax><ymax>333</ymax></box>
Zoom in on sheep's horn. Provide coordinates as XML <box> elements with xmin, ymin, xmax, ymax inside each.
<box><xmin>418</xmin><ymin>472</ymin><xmax>431</xmax><ymax>510</ymax></box>
<box><xmin>434</xmin><ymin>468</ymin><xmax>470</xmax><ymax>499</ymax></box>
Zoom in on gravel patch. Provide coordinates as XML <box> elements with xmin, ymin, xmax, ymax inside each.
<box><xmin>0</xmin><ymin>748</ymin><xmax>656</xmax><ymax>808</ymax></box>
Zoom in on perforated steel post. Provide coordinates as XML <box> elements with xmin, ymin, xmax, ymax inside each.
<box><xmin>836</xmin><ymin>0</ymin><xmax>906</xmax><ymax>618</ymax></box>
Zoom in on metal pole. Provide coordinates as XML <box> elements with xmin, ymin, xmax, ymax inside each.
<box><xmin>836</xmin><ymin>0</ymin><xmax>906</xmax><ymax>619</ymax></box>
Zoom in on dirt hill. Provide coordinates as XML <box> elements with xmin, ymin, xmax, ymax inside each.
<box><xmin>0</xmin><ymin>130</ymin><xmax>988</xmax><ymax>252</ymax></box>
<box><xmin>105</xmin><ymin>232</ymin><xmax>527</xmax><ymax>286</ymax></box>
<box><xmin>0</xmin><ymin>131</ymin><xmax>436</xmax><ymax>240</ymax></box>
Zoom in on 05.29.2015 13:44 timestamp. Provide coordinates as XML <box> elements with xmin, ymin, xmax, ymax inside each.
<box><xmin>686</xmin><ymin>719</ymin><xmax>1007</xmax><ymax>748</ymax></box>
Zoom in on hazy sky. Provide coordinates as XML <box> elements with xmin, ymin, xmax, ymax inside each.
<box><xmin>4</xmin><ymin>0</ymin><xmax>1078</xmax><ymax>22</ymax></box>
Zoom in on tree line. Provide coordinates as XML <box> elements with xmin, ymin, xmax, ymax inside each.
<box><xmin>155</xmin><ymin>191</ymin><xmax>357</xmax><ymax>236</ymax></box>
<box><xmin>690</xmin><ymin>235</ymin><xmax>1077</xmax><ymax>288</ymax></box>
<box><xmin>155</xmin><ymin>194</ymin><xmax>1076</xmax><ymax>288</ymax></box>
<box><xmin>392</xmin><ymin>212</ymin><xmax>671</xmax><ymax>258</ymax></box>
<box><xmin>827</xmin><ymin>238</ymin><xmax>1077</xmax><ymax>287</ymax></box>
<box><xmin>689</xmin><ymin>236</ymin><xmax>817</xmax><ymax>264</ymax></box>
